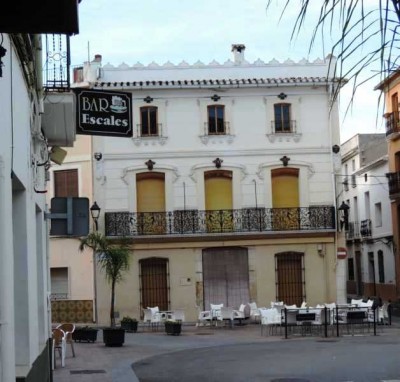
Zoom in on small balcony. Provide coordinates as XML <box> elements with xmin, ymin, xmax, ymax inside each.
<box><xmin>346</xmin><ymin>221</ymin><xmax>360</xmax><ymax>241</ymax></box>
<box><xmin>387</xmin><ymin>171</ymin><xmax>400</xmax><ymax>197</ymax></box>
<box><xmin>360</xmin><ymin>219</ymin><xmax>372</xmax><ymax>238</ymax></box>
<box><xmin>105</xmin><ymin>206</ymin><xmax>335</xmax><ymax>237</ymax></box>
<box><xmin>270</xmin><ymin>120</ymin><xmax>297</xmax><ymax>134</ymax></box>
<box><xmin>384</xmin><ymin>112</ymin><xmax>400</xmax><ymax>137</ymax></box>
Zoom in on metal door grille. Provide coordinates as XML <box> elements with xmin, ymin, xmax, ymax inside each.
<box><xmin>203</xmin><ymin>247</ymin><xmax>249</xmax><ymax>310</ymax></box>
<box><xmin>139</xmin><ymin>258</ymin><xmax>169</xmax><ymax>314</ymax></box>
<box><xmin>275</xmin><ymin>252</ymin><xmax>305</xmax><ymax>306</ymax></box>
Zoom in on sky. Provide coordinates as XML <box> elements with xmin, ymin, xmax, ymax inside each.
<box><xmin>70</xmin><ymin>0</ymin><xmax>386</xmax><ymax>143</ymax></box>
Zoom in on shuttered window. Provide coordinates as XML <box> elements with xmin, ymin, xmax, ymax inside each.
<box><xmin>202</xmin><ymin>247</ymin><xmax>249</xmax><ymax>310</ymax></box>
<box><xmin>271</xmin><ymin>168</ymin><xmax>299</xmax><ymax>208</ymax></box>
<box><xmin>54</xmin><ymin>169</ymin><xmax>78</xmax><ymax>197</ymax></box>
<box><xmin>136</xmin><ymin>172</ymin><xmax>165</xmax><ymax>212</ymax></box>
<box><xmin>51</xmin><ymin>267</ymin><xmax>68</xmax><ymax>299</ymax></box>
<box><xmin>204</xmin><ymin>170</ymin><xmax>233</xmax><ymax>210</ymax></box>
<box><xmin>275</xmin><ymin>252</ymin><xmax>304</xmax><ymax>306</ymax></box>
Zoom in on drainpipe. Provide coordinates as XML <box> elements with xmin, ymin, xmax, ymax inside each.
<box><xmin>0</xmin><ymin>155</ymin><xmax>16</xmax><ymax>381</ymax></box>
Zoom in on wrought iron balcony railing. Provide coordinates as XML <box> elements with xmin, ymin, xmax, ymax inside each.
<box><xmin>270</xmin><ymin>120</ymin><xmax>297</xmax><ymax>134</ymax></box>
<box><xmin>360</xmin><ymin>219</ymin><xmax>372</xmax><ymax>238</ymax></box>
<box><xmin>384</xmin><ymin>112</ymin><xmax>400</xmax><ymax>136</ymax></box>
<box><xmin>136</xmin><ymin>123</ymin><xmax>163</xmax><ymax>138</ymax></box>
<box><xmin>105</xmin><ymin>206</ymin><xmax>335</xmax><ymax>237</ymax></box>
<box><xmin>204</xmin><ymin>121</ymin><xmax>230</xmax><ymax>136</ymax></box>
<box><xmin>387</xmin><ymin>172</ymin><xmax>400</xmax><ymax>196</ymax></box>
<box><xmin>346</xmin><ymin>221</ymin><xmax>360</xmax><ymax>241</ymax></box>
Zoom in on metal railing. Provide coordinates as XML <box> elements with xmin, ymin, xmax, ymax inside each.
<box><xmin>384</xmin><ymin>112</ymin><xmax>400</xmax><ymax>136</ymax></box>
<box><xmin>105</xmin><ymin>206</ymin><xmax>335</xmax><ymax>237</ymax></box>
<box><xmin>387</xmin><ymin>171</ymin><xmax>400</xmax><ymax>196</ymax></box>
<box><xmin>360</xmin><ymin>219</ymin><xmax>372</xmax><ymax>238</ymax></box>
<box><xmin>346</xmin><ymin>221</ymin><xmax>360</xmax><ymax>240</ymax></box>
<box><xmin>203</xmin><ymin>121</ymin><xmax>230</xmax><ymax>136</ymax></box>
<box><xmin>270</xmin><ymin>120</ymin><xmax>297</xmax><ymax>134</ymax></box>
<box><xmin>136</xmin><ymin>123</ymin><xmax>163</xmax><ymax>138</ymax></box>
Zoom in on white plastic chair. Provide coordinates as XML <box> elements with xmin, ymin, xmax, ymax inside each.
<box><xmin>219</xmin><ymin>307</ymin><xmax>235</xmax><ymax>328</ymax></box>
<box><xmin>260</xmin><ymin>308</ymin><xmax>281</xmax><ymax>335</ymax></box>
<box><xmin>196</xmin><ymin>306</ymin><xmax>212</xmax><ymax>327</ymax></box>
<box><xmin>52</xmin><ymin>328</ymin><xmax>66</xmax><ymax>369</ymax></box>
<box><xmin>210</xmin><ymin>303</ymin><xmax>223</xmax><ymax>321</ymax></box>
<box><xmin>379</xmin><ymin>303</ymin><xmax>389</xmax><ymax>325</ymax></box>
<box><xmin>171</xmin><ymin>308</ymin><xmax>185</xmax><ymax>322</ymax></box>
<box><xmin>56</xmin><ymin>323</ymin><xmax>75</xmax><ymax>357</ymax></box>
<box><xmin>143</xmin><ymin>307</ymin><xmax>161</xmax><ymax>331</ymax></box>
<box><xmin>249</xmin><ymin>302</ymin><xmax>260</xmax><ymax>322</ymax></box>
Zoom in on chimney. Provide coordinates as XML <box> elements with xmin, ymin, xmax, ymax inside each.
<box><xmin>231</xmin><ymin>44</ymin><xmax>246</xmax><ymax>65</ymax></box>
<box><xmin>93</xmin><ymin>54</ymin><xmax>102</xmax><ymax>63</ymax></box>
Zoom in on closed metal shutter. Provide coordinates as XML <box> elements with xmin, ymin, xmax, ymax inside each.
<box><xmin>203</xmin><ymin>247</ymin><xmax>249</xmax><ymax>310</ymax></box>
<box><xmin>272</xmin><ymin>168</ymin><xmax>299</xmax><ymax>208</ymax></box>
<box><xmin>275</xmin><ymin>252</ymin><xmax>304</xmax><ymax>306</ymax></box>
<box><xmin>51</xmin><ymin>267</ymin><xmax>68</xmax><ymax>299</ymax></box>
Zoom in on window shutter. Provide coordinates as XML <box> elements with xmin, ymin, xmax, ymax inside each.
<box><xmin>54</xmin><ymin>169</ymin><xmax>78</xmax><ymax>197</ymax></box>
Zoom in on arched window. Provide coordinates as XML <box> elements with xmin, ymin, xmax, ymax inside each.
<box><xmin>271</xmin><ymin>168</ymin><xmax>299</xmax><ymax>208</ymax></box>
<box><xmin>207</xmin><ymin>105</ymin><xmax>226</xmax><ymax>135</ymax></box>
<box><xmin>274</xmin><ymin>103</ymin><xmax>292</xmax><ymax>133</ymax></box>
<box><xmin>204</xmin><ymin>170</ymin><xmax>233</xmax><ymax>232</ymax></box>
<box><xmin>140</xmin><ymin>106</ymin><xmax>159</xmax><ymax>136</ymax></box>
<box><xmin>136</xmin><ymin>172</ymin><xmax>165</xmax><ymax>212</ymax></box>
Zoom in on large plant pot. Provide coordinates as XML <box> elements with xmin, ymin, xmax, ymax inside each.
<box><xmin>121</xmin><ymin>321</ymin><xmax>138</xmax><ymax>332</ymax></box>
<box><xmin>103</xmin><ymin>328</ymin><xmax>125</xmax><ymax>347</ymax></box>
<box><xmin>72</xmin><ymin>328</ymin><xmax>98</xmax><ymax>343</ymax></box>
<box><xmin>165</xmin><ymin>322</ymin><xmax>182</xmax><ymax>336</ymax></box>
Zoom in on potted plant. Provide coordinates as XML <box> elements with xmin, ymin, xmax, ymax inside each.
<box><xmin>72</xmin><ymin>326</ymin><xmax>99</xmax><ymax>343</ymax></box>
<box><xmin>164</xmin><ymin>320</ymin><xmax>182</xmax><ymax>336</ymax></box>
<box><xmin>79</xmin><ymin>232</ymin><xmax>131</xmax><ymax>347</ymax></box>
<box><xmin>120</xmin><ymin>316</ymin><xmax>138</xmax><ymax>332</ymax></box>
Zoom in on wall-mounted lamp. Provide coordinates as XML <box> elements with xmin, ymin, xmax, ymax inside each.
<box><xmin>337</xmin><ymin>201</ymin><xmax>350</xmax><ymax>231</ymax></box>
<box><xmin>145</xmin><ymin>159</ymin><xmax>155</xmax><ymax>171</ymax></box>
<box><xmin>90</xmin><ymin>201</ymin><xmax>101</xmax><ymax>231</ymax></box>
<box><xmin>94</xmin><ymin>152</ymin><xmax>103</xmax><ymax>161</ymax></box>
<box><xmin>213</xmin><ymin>157</ymin><xmax>223</xmax><ymax>168</ymax></box>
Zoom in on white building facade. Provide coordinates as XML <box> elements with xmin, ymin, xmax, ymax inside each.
<box><xmin>74</xmin><ymin>46</ymin><xmax>344</xmax><ymax>324</ymax></box>
<box><xmin>341</xmin><ymin>134</ymin><xmax>395</xmax><ymax>301</ymax></box>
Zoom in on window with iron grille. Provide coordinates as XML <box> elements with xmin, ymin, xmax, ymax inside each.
<box><xmin>139</xmin><ymin>258</ymin><xmax>170</xmax><ymax>314</ymax></box>
<box><xmin>207</xmin><ymin>105</ymin><xmax>225</xmax><ymax>134</ymax></box>
<box><xmin>54</xmin><ymin>169</ymin><xmax>78</xmax><ymax>197</ymax></box>
<box><xmin>50</xmin><ymin>267</ymin><xmax>68</xmax><ymax>299</ymax></box>
<box><xmin>378</xmin><ymin>250</ymin><xmax>385</xmax><ymax>283</ymax></box>
<box><xmin>275</xmin><ymin>252</ymin><xmax>305</xmax><ymax>306</ymax></box>
<box><xmin>140</xmin><ymin>106</ymin><xmax>158</xmax><ymax>136</ymax></box>
<box><xmin>274</xmin><ymin>103</ymin><xmax>292</xmax><ymax>132</ymax></box>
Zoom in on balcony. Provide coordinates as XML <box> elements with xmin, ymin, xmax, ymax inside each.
<box><xmin>346</xmin><ymin>221</ymin><xmax>360</xmax><ymax>241</ymax></box>
<box><xmin>360</xmin><ymin>219</ymin><xmax>372</xmax><ymax>238</ymax></box>
<box><xmin>387</xmin><ymin>171</ymin><xmax>400</xmax><ymax>197</ymax></box>
<box><xmin>270</xmin><ymin>120</ymin><xmax>297</xmax><ymax>134</ymax></box>
<box><xmin>384</xmin><ymin>112</ymin><xmax>400</xmax><ymax>137</ymax></box>
<box><xmin>105</xmin><ymin>206</ymin><xmax>335</xmax><ymax>237</ymax></box>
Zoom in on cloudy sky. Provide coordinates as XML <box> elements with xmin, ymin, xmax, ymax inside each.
<box><xmin>70</xmin><ymin>0</ymin><xmax>386</xmax><ymax>143</ymax></box>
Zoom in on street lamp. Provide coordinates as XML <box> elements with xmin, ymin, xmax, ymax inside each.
<box><xmin>89</xmin><ymin>201</ymin><xmax>100</xmax><ymax>324</ymax></box>
<box><xmin>90</xmin><ymin>201</ymin><xmax>101</xmax><ymax>231</ymax></box>
<box><xmin>337</xmin><ymin>201</ymin><xmax>350</xmax><ymax>231</ymax></box>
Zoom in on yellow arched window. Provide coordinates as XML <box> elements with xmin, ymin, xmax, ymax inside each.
<box><xmin>204</xmin><ymin>170</ymin><xmax>233</xmax><ymax>232</ymax></box>
<box><xmin>272</xmin><ymin>168</ymin><xmax>299</xmax><ymax>208</ymax></box>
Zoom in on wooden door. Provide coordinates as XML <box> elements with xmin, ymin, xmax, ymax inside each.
<box><xmin>202</xmin><ymin>247</ymin><xmax>249</xmax><ymax>309</ymax></box>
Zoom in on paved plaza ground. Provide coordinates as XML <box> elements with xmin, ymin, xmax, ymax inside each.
<box><xmin>53</xmin><ymin>319</ymin><xmax>400</xmax><ymax>382</ymax></box>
